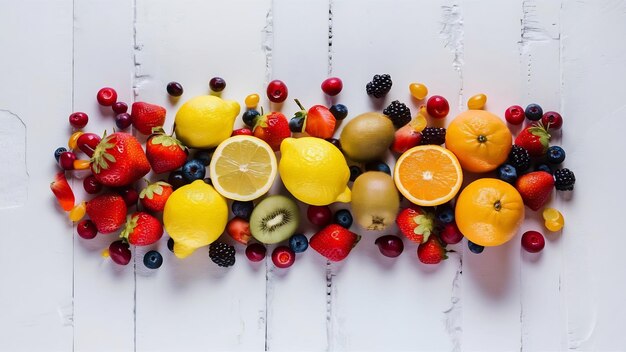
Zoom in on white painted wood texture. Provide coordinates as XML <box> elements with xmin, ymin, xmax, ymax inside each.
<box><xmin>1</xmin><ymin>0</ymin><xmax>625</xmax><ymax>351</ymax></box>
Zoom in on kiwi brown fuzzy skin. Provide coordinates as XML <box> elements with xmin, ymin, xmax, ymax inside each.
<box><xmin>250</xmin><ymin>195</ymin><xmax>300</xmax><ymax>244</ymax></box>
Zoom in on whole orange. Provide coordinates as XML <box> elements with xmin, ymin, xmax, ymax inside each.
<box><xmin>445</xmin><ymin>110</ymin><xmax>512</xmax><ymax>173</ymax></box>
<box><xmin>455</xmin><ymin>178</ymin><xmax>525</xmax><ymax>246</ymax></box>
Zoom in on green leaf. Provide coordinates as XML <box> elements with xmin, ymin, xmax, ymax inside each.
<box><xmin>413</xmin><ymin>214</ymin><xmax>434</xmax><ymax>242</ymax></box>
<box><xmin>103</xmin><ymin>153</ymin><xmax>116</xmax><ymax>163</ymax></box>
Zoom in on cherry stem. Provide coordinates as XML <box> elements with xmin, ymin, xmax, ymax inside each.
<box><xmin>294</xmin><ymin>99</ymin><xmax>306</xmax><ymax>111</ymax></box>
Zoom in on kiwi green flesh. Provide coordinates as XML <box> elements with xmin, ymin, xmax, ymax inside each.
<box><xmin>250</xmin><ymin>195</ymin><xmax>300</xmax><ymax>244</ymax></box>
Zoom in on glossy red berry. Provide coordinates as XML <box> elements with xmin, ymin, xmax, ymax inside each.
<box><xmin>232</xmin><ymin>128</ymin><xmax>253</xmax><ymax>136</ymax></box>
<box><xmin>541</xmin><ymin>111</ymin><xmax>563</xmax><ymax>130</ymax></box>
<box><xmin>77</xmin><ymin>219</ymin><xmax>98</xmax><ymax>239</ymax></box>
<box><xmin>307</xmin><ymin>205</ymin><xmax>332</xmax><ymax>227</ymax></box>
<box><xmin>166</xmin><ymin>82</ymin><xmax>184</xmax><ymax>97</ymax></box>
<box><xmin>112</xmin><ymin>101</ymin><xmax>128</xmax><ymax>114</ymax></box>
<box><xmin>426</xmin><ymin>95</ymin><xmax>450</xmax><ymax>119</ymax></box>
<box><xmin>505</xmin><ymin>105</ymin><xmax>525</xmax><ymax>125</ymax></box>
<box><xmin>440</xmin><ymin>223</ymin><xmax>463</xmax><ymax>245</ymax></box>
<box><xmin>521</xmin><ymin>230</ymin><xmax>545</xmax><ymax>253</ymax></box>
<box><xmin>109</xmin><ymin>240</ymin><xmax>131</xmax><ymax>265</ymax></box>
<box><xmin>266</xmin><ymin>80</ymin><xmax>288</xmax><ymax>103</ymax></box>
<box><xmin>209</xmin><ymin>77</ymin><xmax>226</xmax><ymax>92</ymax></box>
<box><xmin>77</xmin><ymin>133</ymin><xmax>101</xmax><ymax>157</ymax></box>
<box><xmin>375</xmin><ymin>235</ymin><xmax>404</xmax><ymax>257</ymax></box>
<box><xmin>245</xmin><ymin>243</ymin><xmax>267</xmax><ymax>262</ymax></box>
<box><xmin>118</xmin><ymin>187</ymin><xmax>138</xmax><ymax>207</ymax></box>
<box><xmin>69</xmin><ymin>112</ymin><xmax>89</xmax><ymax>129</ymax></box>
<box><xmin>321</xmin><ymin>77</ymin><xmax>343</xmax><ymax>96</ymax></box>
<box><xmin>83</xmin><ymin>175</ymin><xmax>102</xmax><ymax>194</ymax></box>
<box><xmin>96</xmin><ymin>87</ymin><xmax>117</xmax><ymax>106</ymax></box>
<box><xmin>272</xmin><ymin>246</ymin><xmax>295</xmax><ymax>268</ymax></box>
<box><xmin>115</xmin><ymin>113</ymin><xmax>132</xmax><ymax>130</ymax></box>
<box><xmin>59</xmin><ymin>151</ymin><xmax>77</xmax><ymax>170</ymax></box>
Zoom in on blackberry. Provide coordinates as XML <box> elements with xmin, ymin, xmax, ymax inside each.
<box><xmin>420</xmin><ymin>127</ymin><xmax>446</xmax><ymax>145</ymax></box>
<box><xmin>383</xmin><ymin>100</ymin><xmax>411</xmax><ymax>128</ymax></box>
<box><xmin>554</xmin><ymin>168</ymin><xmax>575</xmax><ymax>191</ymax></box>
<box><xmin>209</xmin><ymin>242</ymin><xmax>236</xmax><ymax>267</ymax></box>
<box><xmin>366</xmin><ymin>74</ymin><xmax>392</xmax><ymax>98</ymax></box>
<box><xmin>508</xmin><ymin>145</ymin><xmax>530</xmax><ymax>172</ymax></box>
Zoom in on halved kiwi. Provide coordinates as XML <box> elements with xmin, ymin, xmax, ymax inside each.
<box><xmin>250</xmin><ymin>195</ymin><xmax>300</xmax><ymax>244</ymax></box>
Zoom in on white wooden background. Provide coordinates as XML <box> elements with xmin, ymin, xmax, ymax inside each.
<box><xmin>1</xmin><ymin>0</ymin><xmax>624</xmax><ymax>351</ymax></box>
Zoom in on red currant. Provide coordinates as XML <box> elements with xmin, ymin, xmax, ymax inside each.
<box><xmin>440</xmin><ymin>223</ymin><xmax>463</xmax><ymax>244</ymax></box>
<box><xmin>69</xmin><ymin>112</ymin><xmax>89</xmax><ymax>129</ymax></box>
<box><xmin>426</xmin><ymin>95</ymin><xmax>450</xmax><ymax>119</ymax></box>
<box><xmin>77</xmin><ymin>133</ymin><xmax>101</xmax><ymax>157</ymax></box>
<box><xmin>109</xmin><ymin>240</ymin><xmax>131</xmax><ymax>265</ymax></box>
<box><xmin>209</xmin><ymin>77</ymin><xmax>226</xmax><ymax>92</ymax></box>
<box><xmin>166</xmin><ymin>82</ymin><xmax>184</xmax><ymax>97</ymax></box>
<box><xmin>245</xmin><ymin>243</ymin><xmax>266</xmax><ymax>262</ymax></box>
<box><xmin>375</xmin><ymin>235</ymin><xmax>404</xmax><ymax>257</ymax></box>
<box><xmin>112</xmin><ymin>101</ymin><xmax>128</xmax><ymax>114</ymax></box>
<box><xmin>505</xmin><ymin>105</ymin><xmax>525</xmax><ymax>125</ymax></box>
<box><xmin>541</xmin><ymin>111</ymin><xmax>563</xmax><ymax>130</ymax></box>
<box><xmin>266</xmin><ymin>80</ymin><xmax>288</xmax><ymax>103</ymax></box>
<box><xmin>83</xmin><ymin>175</ymin><xmax>102</xmax><ymax>194</ymax></box>
<box><xmin>59</xmin><ymin>151</ymin><xmax>77</xmax><ymax>170</ymax></box>
<box><xmin>272</xmin><ymin>246</ymin><xmax>295</xmax><ymax>268</ymax></box>
<box><xmin>521</xmin><ymin>230</ymin><xmax>545</xmax><ymax>253</ymax></box>
<box><xmin>77</xmin><ymin>220</ymin><xmax>98</xmax><ymax>239</ymax></box>
<box><xmin>115</xmin><ymin>113</ymin><xmax>132</xmax><ymax>130</ymax></box>
<box><xmin>96</xmin><ymin>87</ymin><xmax>117</xmax><ymax>106</ymax></box>
<box><xmin>307</xmin><ymin>205</ymin><xmax>332</xmax><ymax>227</ymax></box>
<box><xmin>117</xmin><ymin>187</ymin><xmax>138</xmax><ymax>207</ymax></box>
<box><xmin>321</xmin><ymin>77</ymin><xmax>343</xmax><ymax>96</ymax></box>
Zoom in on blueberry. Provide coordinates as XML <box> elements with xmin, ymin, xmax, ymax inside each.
<box><xmin>289</xmin><ymin>233</ymin><xmax>309</xmax><ymax>253</ymax></box>
<box><xmin>143</xmin><ymin>250</ymin><xmax>163</xmax><ymax>269</ymax></box>
<box><xmin>525</xmin><ymin>103</ymin><xmax>543</xmax><ymax>121</ymax></box>
<box><xmin>365</xmin><ymin>161</ymin><xmax>391</xmax><ymax>175</ymax></box>
<box><xmin>289</xmin><ymin>117</ymin><xmax>304</xmax><ymax>133</ymax></box>
<box><xmin>232</xmin><ymin>200</ymin><xmax>254</xmax><ymax>221</ymax></box>
<box><xmin>329</xmin><ymin>104</ymin><xmax>348</xmax><ymax>120</ymax></box>
<box><xmin>195</xmin><ymin>150</ymin><xmax>212</xmax><ymax>166</ymax></box>
<box><xmin>436</xmin><ymin>204</ymin><xmax>455</xmax><ymax>224</ymax></box>
<box><xmin>54</xmin><ymin>147</ymin><xmax>67</xmax><ymax>162</ymax></box>
<box><xmin>535</xmin><ymin>164</ymin><xmax>553</xmax><ymax>175</ymax></box>
<box><xmin>497</xmin><ymin>164</ymin><xmax>518</xmax><ymax>184</ymax></box>
<box><xmin>546</xmin><ymin>146</ymin><xmax>566</xmax><ymax>164</ymax></box>
<box><xmin>168</xmin><ymin>170</ymin><xmax>188</xmax><ymax>190</ymax></box>
<box><xmin>468</xmin><ymin>240</ymin><xmax>484</xmax><ymax>254</ymax></box>
<box><xmin>242</xmin><ymin>110</ymin><xmax>260</xmax><ymax>127</ymax></box>
<box><xmin>182</xmin><ymin>159</ymin><xmax>206</xmax><ymax>182</ymax></box>
<box><xmin>333</xmin><ymin>209</ymin><xmax>353</xmax><ymax>229</ymax></box>
<box><xmin>349</xmin><ymin>165</ymin><xmax>362</xmax><ymax>182</ymax></box>
<box><xmin>167</xmin><ymin>237</ymin><xmax>175</xmax><ymax>252</ymax></box>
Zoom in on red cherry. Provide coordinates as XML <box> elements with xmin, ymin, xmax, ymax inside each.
<box><xmin>83</xmin><ymin>175</ymin><xmax>102</xmax><ymax>194</ymax></box>
<box><xmin>521</xmin><ymin>230</ymin><xmax>545</xmax><ymax>253</ymax></box>
<box><xmin>440</xmin><ymin>223</ymin><xmax>463</xmax><ymax>245</ymax></box>
<box><xmin>505</xmin><ymin>105</ymin><xmax>525</xmax><ymax>125</ymax></box>
<box><xmin>69</xmin><ymin>112</ymin><xmax>89</xmax><ymax>129</ymax></box>
<box><xmin>245</xmin><ymin>243</ymin><xmax>267</xmax><ymax>262</ymax></box>
<box><xmin>77</xmin><ymin>133</ymin><xmax>101</xmax><ymax>157</ymax></box>
<box><xmin>307</xmin><ymin>205</ymin><xmax>332</xmax><ymax>227</ymax></box>
<box><xmin>77</xmin><ymin>220</ymin><xmax>98</xmax><ymax>239</ymax></box>
<box><xmin>97</xmin><ymin>87</ymin><xmax>118</xmax><ymax>106</ymax></box>
<box><xmin>232</xmin><ymin>128</ymin><xmax>253</xmax><ymax>136</ymax></box>
<box><xmin>426</xmin><ymin>95</ymin><xmax>450</xmax><ymax>119</ymax></box>
<box><xmin>375</xmin><ymin>235</ymin><xmax>404</xmax><ymax>257</ymax></box>
<box><xmin>112</xmin><ymin>101</ymin><xmax>128</xmax><ymax>114</ymax></box>
<box><xmin>272</xmin><ymin>246</ymin><xmax>295</xmax><ymax>268</ymax></box>
<box><xmin>118</xmin><ymin>187</ymin><xmax>138</xmax><ymax>207</ymax></box>
<box><xmin>109</xmin><ymin>240</ymin><xmax>131</xmax><ymax>265</ymax></box>
<box><xmin>541</xmin><ymin>111</ymin><xmax>563</xmax><ymax>130</ymax></box>
<box><xmin>59</xmin><ymin>151</ymin><xmax>77</xmax><ymax>170</ymax></box>
<box><xmin>266</xmin><ymin>80</ymin><xmax>288</xmax><ymax>103</ymax></box>
<box><xmin>321</xmin><ymin>77</ymin><xmax>343</xmax><ymax>96</ymax></box>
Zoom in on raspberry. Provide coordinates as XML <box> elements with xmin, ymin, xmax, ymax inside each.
<box><xmin>508</xmin><ymin>145</ymin><xmax>530</xmax><ymax>172</ymax></box>
<box><xmin>366</xmin><ymin>74</ymin><xmax>392</xmax><ymax>98</ymax></box>
<box><xmin>383</xmin><ymin>100</ymin><xmax>411</xmax><ymax>128</ymax></box>
<box><xmin>554</xmin><ymin>168</ymin><xmax>575</xmax><ymax>191</ymax></box>
<box><xmin>420</xmin><ymin>127</ymin><xmax>446</xmax><ymax>145</ymax></box>
<box><xmin>209</xmin><ymin>242</ymin><xmax>236</xmax><ymax>267</ymax></box>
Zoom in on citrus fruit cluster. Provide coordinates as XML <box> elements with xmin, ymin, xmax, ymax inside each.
<box><xmin>50</xmin><ymin>75</ymin><xmax>575</xmax><ymax>270</ymax></box>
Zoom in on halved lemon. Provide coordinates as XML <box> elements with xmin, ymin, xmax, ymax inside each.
<box><xmin>393</xmin><ymin>145</ymin><xmax>463</xmax><ymax>206</ymax></box>
<box><xmin>209</xmin><ymin>135</ymin><xmax>277</xmax><ymax>201</ymax></box>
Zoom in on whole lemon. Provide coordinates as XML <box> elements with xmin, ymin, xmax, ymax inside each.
<box><xmin>455</xmin><ymin>178</ymin><xmax>525</xmax><ymax>246</ymax></box>
<box><xmin>174</xmin><ymin>95</ymin><xmax>240</xmax><ymax>148</ymax></box>
<box><xmin>163</xmin><ymin>180</ymin><xmax>228</xmax><ymax>258</ymax></box>
<box><xmin>279</xmin><ymin>137</ymin><xmax>351</xmax><ymax>206</ymax></box>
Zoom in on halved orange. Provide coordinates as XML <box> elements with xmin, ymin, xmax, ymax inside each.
<box><xmin>393</xmin><ymin>145</ymin><xmax>463</xmax><ymax>206</ymax></box>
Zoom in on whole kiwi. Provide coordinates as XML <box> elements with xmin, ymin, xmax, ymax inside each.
<box><xmin>249</xmin><ymin>195</ymin><xmax>300</xmax><ymax>244</ymax></box>
<box><xmin>340</xmin><ymin>112</ymin><xmax>395</xmax><ymax>162</ymax></box>
<box><xmin>351</xmin><ymin>171</ymin><xmax>400</xmax><ymax>230</ymax></box>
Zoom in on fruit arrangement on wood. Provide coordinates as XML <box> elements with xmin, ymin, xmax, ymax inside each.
<box><xmin>50</xmin><ymin>75</ymin><xmax>575</xmax><ymax>270</ymax></box>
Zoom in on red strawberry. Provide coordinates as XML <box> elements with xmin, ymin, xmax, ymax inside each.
<box><xmin>294</xmin><ymin>99</ymin><xmax>336</xmax><ymax>139</ymax></box>
<box><xmin>86</xmin><ymin>193</ymin><xmax>127</xmax><ymax>234</ymax></box>
<box><xmin>417</xmin><ymin>236</ymin><xmax>448</xmax><ymax>264</ymax></box>
<box><xmin>514</xmin><ymin>124</ymin><xmax>551</xmax><ymax>157</ymax></box>
<box><xmin>391</xmin><ymin>124</ymin><xmax>422</xmax><ymax>154</ymax></box>
<box><xmin>90</xmin><ymin>132</ymin><xmax>150</xmax><ymax>187</ymax></box>
<box><xmin>145</xmin><ymin>129</ymin><xmax>188</xmax><ymax>174</ymax></box>
<box><xmin>120</xmin><ymin>212</ymin><xmax>163</xmax><ymax>246</ymax></box>
<box><xmin>253</xmin><ymin>111</ymin><xmax>291</xmax><ymax>151</ymax></box>
<box><xmin>50</xmin><ymin>172</ymin><xmax>75</xmax><ymax>211</ymax></box>
<box><xmin>310</xmin><ymin>224</ymin><xmax>361</xmax><ymax>261</ymax></box>
<box><xmin>515</xmin><ymin>171</ymin><xmax>555</xmax><ymax>211</ymax></box>
<box><xmin>131</xmin><ymin>102</ymin><xmax>166</xmax><ymax>135</ymax></box>
<box><xmin>139</xmin><ymin>181</ymin><xmax>173</xmax><ymax>212</ymax></box>
<box><xmin>396</xmin><ymin>206</ymin><xmax>435</xmax><ymax>244</ymax></box>
<box><xmin>226</xmin><ymin>217</ymin><xmax>252</xmax><ymax>245</ymax></box>
<box><xmin>232</xmin><ymin>128</ymin><xmax>253</xmax><ymax>136</ymax></box>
